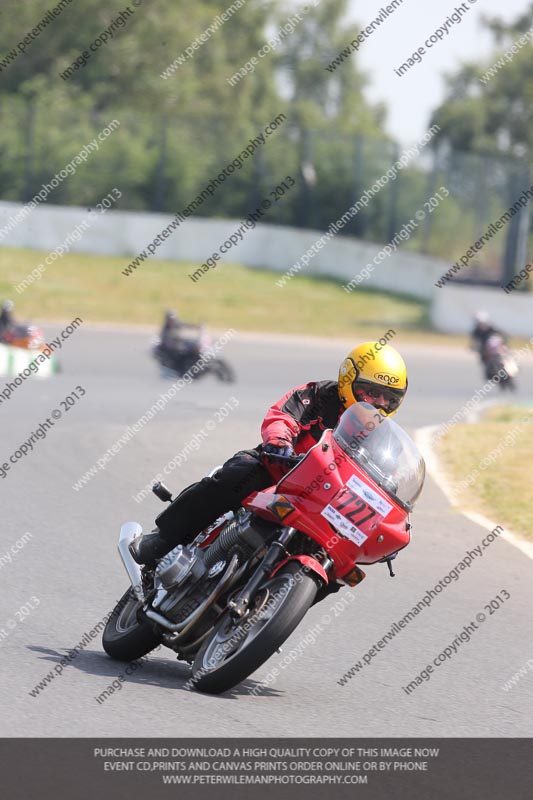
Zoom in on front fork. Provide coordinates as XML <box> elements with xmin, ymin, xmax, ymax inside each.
<box><xmin>227</xmin><ymin>527</ymin><xmax>330</xmax><ymax>620</ymax></box>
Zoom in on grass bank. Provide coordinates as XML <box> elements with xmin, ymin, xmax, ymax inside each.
<box><xmin>0</xmin><ymin>245</ymin><xmax>449</xmax><ymax>341</ymax></box>
<box><xmin>437</xmin><ymin>406</ymin><xmax>533</xmax><ymax>541</ymax></box>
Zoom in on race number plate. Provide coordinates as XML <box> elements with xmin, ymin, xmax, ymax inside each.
<box><xmin>320</xmin><ymin>474</ymin><xmax>393</xmax><ymax>546</ymax></box>
<box><xmin>321</xmin><ymin>504</ymin><xmax>369</xmax><ymax>545</ymax></box>
<box><xmin>344</xmin><ymin>475</ymin><xmax>393</xmax><ymax>517</ymax></box>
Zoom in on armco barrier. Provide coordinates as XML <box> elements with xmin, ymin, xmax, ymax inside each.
<box><xmin>0</xmin><ymin>200</ymin><xmax>447</xmax><ymax>301</ymax></box>
<box><xmin>430</xmin><ymin>283</ymin><xmax>533</xmax><ymax>336</ymax></box>
<box><xmin>3</xmin><ymin>201</ymin><xmax>533</xmax><ymax>333</ymax></box>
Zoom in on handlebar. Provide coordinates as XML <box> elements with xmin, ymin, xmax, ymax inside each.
<box><xmin>261</xmin><ymin>451</ymin><xmax>303</xmax><ymax>467</ymax></box>
<box><xmin>281</xmin><ymin>454</ymin><xmax>303</xmax><ymax>465</ymax></box>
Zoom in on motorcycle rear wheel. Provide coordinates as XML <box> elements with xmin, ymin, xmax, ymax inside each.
<box><xmin>212</xmin><ymin>359</ymin><xmax>236</xmax><ymax>383</ymax></box>
<box><xmin>102</xmin><ymin>588</ymin><xmax>161</xmax><ymax>662</ymax></box>
<box><xmin>190</xmin><ymin>562</ymin><xmax>319</xmax><ymax>694</ymax></box>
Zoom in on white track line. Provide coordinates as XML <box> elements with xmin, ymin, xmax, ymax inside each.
<box><xmin>416</xmin><ymin>424</ymin><xmax>533</xmax><ymax>561</ymax></box>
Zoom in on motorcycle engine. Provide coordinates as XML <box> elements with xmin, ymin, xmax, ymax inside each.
<box><xmin>155</xmin><ymin>545</ymin><xmax>204</xmax><ymax>589</ymax></box>
<box><xmin>152</xmin><ymin>545</ymin><xmax>215</xmax><ymax>622</ymax></box>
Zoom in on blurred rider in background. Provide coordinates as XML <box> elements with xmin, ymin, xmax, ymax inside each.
<box><xmin>0</xmin><ymin>300</ymin><xmax>15</xmax><ymax>340</ymax></box>
<box><xmin>471</xmin><ymin>311</ymin><xmax>507</xmax><ymax>371</ymax></box>
<box><xmin>160</xmin><ymin>310</ymin><xmax>183</xmax><ymax>354</ymax></box>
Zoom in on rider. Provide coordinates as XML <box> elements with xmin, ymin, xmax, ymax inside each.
<box><xmin>160</xmin><ymin>310</ymin><xmax>184</xmax><ymax>352</ymax></box>
<box><xmin>0</xmin><ymin>300</ymin><xmax>15</xmax><ymax>339</ymax></box>
<box><xmin>471</xmin><ymin>311</ymin><xmax>506</xmax><ymax>363</ymax></box>
<box><xmin>131</xmin><ymin>342</ymin><xmax>408</xmax><ymax>568</ymax></box>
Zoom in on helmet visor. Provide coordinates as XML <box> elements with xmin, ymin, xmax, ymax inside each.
<box><xmin>352</xmin><ymin>379</ymin><xmax>405</xmax><ymax>412</ymax></box>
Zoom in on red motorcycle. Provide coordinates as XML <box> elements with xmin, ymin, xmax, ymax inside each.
<box><xmin>103</xmin><ymin>402</ymin><xmax>425</xmax><ymax>694</ymax></box>
<box><xmin>1</xmin><ymin>322</ymin><xmax>47</xmax><ymax>352</ymax></box>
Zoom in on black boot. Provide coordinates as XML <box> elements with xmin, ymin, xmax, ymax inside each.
<box><xmin>129</xmin><ymin>530</ymin><xmax>173</xmax><ymax>568</ymax></box>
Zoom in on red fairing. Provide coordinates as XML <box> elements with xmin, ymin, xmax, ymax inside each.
<box><xmin>3</xmin><ymin>324</ymin><xmax>46</xmax><ymax>351</ymax></box>
<box><xmin>271</xmin><ymin>556</ymin><xmax>329</xmax><ymax>584</ymax></box>
<box><xmin>244</xmin><ymin>429</ymin><xmax>411</xmax><ymax>583</ymax></box>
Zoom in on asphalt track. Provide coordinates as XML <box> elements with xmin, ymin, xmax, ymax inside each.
<box><xmin>1</xmin><ymin>325</ymin><xmax>533</xmax><ymax>737</ymax></box>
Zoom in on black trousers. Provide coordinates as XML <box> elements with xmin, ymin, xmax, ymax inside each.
<box><xmin>155</xmin><ymin>447</ymin><xmax>273</xmax><ymax>546</ymax></box>
<box><xmin>155</xmin><ymin>447</ymin><xmax>343</xmax><ymax>604</ymax></box>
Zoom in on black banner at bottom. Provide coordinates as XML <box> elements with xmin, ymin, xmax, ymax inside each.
<box><xmin>1</xmin><ymin>738</ymin><xmax>530</xmax><ymax>799</ymax></box>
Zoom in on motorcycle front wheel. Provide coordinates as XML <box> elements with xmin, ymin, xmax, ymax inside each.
<box><xmin>190</xmin><ymin>562</ymin><xmax>319</xmax><ymax>694</ymax></box>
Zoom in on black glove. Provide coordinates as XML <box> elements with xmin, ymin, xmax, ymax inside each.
<box><xmin>263</xmin><ymin>441</ymin><xmax>295</xmax><ymax>464</ymax></box>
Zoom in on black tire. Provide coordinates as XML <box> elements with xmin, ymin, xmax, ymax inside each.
<box><xmin>500</xmin><ymin>375</ymin><xmax>512</xmax><ymax>391</ymax></box>
<box><xmin>102</xmin><ymin>588</ymin><xmax>161</xmax><ymax>662</ymax></box>
<box><xmin>508</xmin><ymin>377</ymin><xmax>516</xmax><ymax>391</ymax></box>
<box><xmin>190</xmin><ymin>562</ymin><xmax>319</xmax><ymax>694</ymax></box>
<box><xmin>212</xmin><ymin>359</ymin><xmax>235</xmax><ymax>383</ymax></box>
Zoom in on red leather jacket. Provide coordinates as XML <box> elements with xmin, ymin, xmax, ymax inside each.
<box><xmin>261</xmin><ymin>380</ymin><xmax>343</xmax><ymax>455</ymax></box>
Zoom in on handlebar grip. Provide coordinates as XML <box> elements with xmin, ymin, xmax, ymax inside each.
<box><xmin>285</xmin><ymin>454</ymin><xmax>303</xmax><ymax>465</ymax></box>
<box><xmin>261</xmin><ymin>452</ymin><xmax>303</xmax><ymax>466</ymax></box>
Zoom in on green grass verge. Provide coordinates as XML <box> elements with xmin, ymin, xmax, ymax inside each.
<box><xmin>0</xmin><ymin>245</ymin><xmax>450</xmax><ymax>341</ymax></box>
<box><xmin>437</xmin><ymin>406</ymin><xmax>533</xmax><ymax>541</ymax></box>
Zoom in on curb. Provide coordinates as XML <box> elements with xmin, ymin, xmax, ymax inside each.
<box><xmin>0</xmin><ymin>343</ymin><xmax>58</xmax><ymax>379</ymax></box>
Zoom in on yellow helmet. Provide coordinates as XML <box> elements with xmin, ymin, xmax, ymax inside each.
<box><xmin>338</xmin><ymin>342</ymin><xmax>408</xmax><ymax>416</ymax></box>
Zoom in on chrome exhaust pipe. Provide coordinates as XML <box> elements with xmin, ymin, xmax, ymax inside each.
<box><xmin>118</xmin><ymin>521</ymin><xmax>145</xmax><ymax>602</ymax></box>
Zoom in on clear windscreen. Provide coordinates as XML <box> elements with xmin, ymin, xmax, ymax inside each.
<box><xmin>333</xmin><ymin>402</ymin><xmax>425</xmax><ymax>510</ymax></box>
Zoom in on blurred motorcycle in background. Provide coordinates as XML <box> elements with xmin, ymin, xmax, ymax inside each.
<box><xmin>0</xmin><ymin>301</ymin><xmax>48</xmax><ymax>353</ymax></box>
<box><xmin>482</xmin><ymin>334</ymin><xmax>518</xmax><ymax>390</ymax></box>
<box><xmin>153</xmin><ymin>324</ymin><xmax>235</xmax><ymax>383</ymax></box>
<box><xmin>1</xmin><ymin>321</ymin><xmax>47</xmax><ymax>353</ymax></box>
